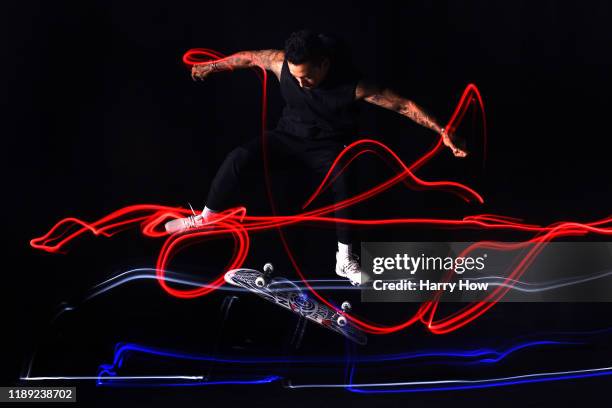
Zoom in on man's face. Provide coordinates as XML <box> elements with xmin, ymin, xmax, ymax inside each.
<box><xmin>288</xmin><ymin>58</ymin><xmax>330</xmax><ymax>89</ymax></box>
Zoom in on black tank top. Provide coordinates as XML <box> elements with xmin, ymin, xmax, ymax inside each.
<box><xmin>275</xmin><ymin>54</ymin><xmax>361</xmax><ymax>142</ymax></box>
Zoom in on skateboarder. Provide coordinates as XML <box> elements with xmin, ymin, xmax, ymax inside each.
<box><xmin>165</xmin><ymin>29</ymin><xmax>466</xmax><ymax>286</ymax></box>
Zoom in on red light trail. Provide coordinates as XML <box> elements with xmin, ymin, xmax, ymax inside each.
<box><xmin>30</xmin><ymin>49</ymin><xmax>612</xmax><ymax>336</ymax></box>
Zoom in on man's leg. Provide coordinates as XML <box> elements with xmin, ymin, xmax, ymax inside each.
<box><xmin>299</xmin><ymin>140</ymin><xmax>369</xmax><ymax>285</ymax></box>
<box><xmin>205</xmin><ymin>132</ymin><xmax>300</xmax><ymax>211</ymax></box>
<box><xmin>302</xmin><ymin>142</ymin><xmax>353</xmax><ymax>243</ymax></box>
<box><xmin>166</xmin><ymin>132</ymin><xmax>295</xmax><ymax>233</ymax></box>
<box><xmin>204</xmin><ymin>140</ymin><xmax>259</xmax><ymax>213</ymax></box>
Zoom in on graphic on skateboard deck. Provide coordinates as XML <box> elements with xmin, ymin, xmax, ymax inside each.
<box><xmin>224</xmin><ymin>264</ymin><xmax>367</xmax><ymax>345</ymax></box>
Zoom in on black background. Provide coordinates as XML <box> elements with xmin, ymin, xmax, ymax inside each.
<box><xmin>4</xmin><ymin>0</ymin><xmax>612</xmax><ymax>406</ymax></box>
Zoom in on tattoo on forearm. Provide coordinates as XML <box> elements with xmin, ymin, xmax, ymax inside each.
<box><xmin>399</xmin><ymin>101</ymin><xmax>440</xmax><ymax>132</ymax></box>
<box><xmin>359</xmin><ymin>83</ymin><xmax>465</xmax><ymax>154</ymax></box>
<box><xmin>364</xmin><ymin>88</ymin><xmax>441</xmax><ymax>133</ymax></box>
<box><xmin>196</xmin><ymin>49</ymin><xmax>282</xmax><ymax>80</ymax></box>
<box><xmin>213</xmin><ymin>50</ymin><xmax>281</xmax><ymax>71</ymax></box>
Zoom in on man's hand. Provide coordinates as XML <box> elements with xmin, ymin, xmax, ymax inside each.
<box><xmin>191</xmin><ymin>63</ymin><xmax>216</xmax><ymax>81</ymax></box>
<box><xmin>441</xmin><ymin>129</ymin><xmax>467</xmax><ymax>157</ymax></box>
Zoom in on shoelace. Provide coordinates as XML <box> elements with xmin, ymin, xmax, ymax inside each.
<box><xmin>343</xmin><ymin>253</ymin><xmax>361</xmax><ymax>276</ymax></box>
<box><xmin>184</xmin><ymin>202</ymin><xmax>206</xmax><ymax>229</ymax></box>
<box><xmin>183</xmin><ymin>214</ymin><xmax>202</xmax><ymax>229</ymax></box>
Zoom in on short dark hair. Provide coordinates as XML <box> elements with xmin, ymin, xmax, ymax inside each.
<box><xmin>284</xmin><ymin>29</ymin><xmax>328</xmax><ymax>65</ymax></box>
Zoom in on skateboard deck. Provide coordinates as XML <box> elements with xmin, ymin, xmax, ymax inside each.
<box><xmin>224</xmin><ymin>268</ymin><xmax>367</xmax><ymax>345</ymax></box>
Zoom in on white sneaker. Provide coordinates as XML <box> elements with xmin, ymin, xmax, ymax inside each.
<box><xmin>165</xmin><ymin>204</ymin><xmax>216</xmax><ymax>234</ymax></box>
<box><xmin>164</xmin><ymin>213</ymin><xmax>207</xmax><ymax>234</ymax></box>
<box><xmin>335</xmin><ymin>251</ymin><xmax>371</xmax><ymax>286</ymax></box>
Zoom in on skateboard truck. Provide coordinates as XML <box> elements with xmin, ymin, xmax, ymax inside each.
<box><xmin>337</xmin><ymin>301</ymin><xmax>352</xmax><ymax>327</ymax></box>
<box><xmin>255</xmin><ymin>262</ymin><xmax>274</xmax><ymax>288</ymax></box>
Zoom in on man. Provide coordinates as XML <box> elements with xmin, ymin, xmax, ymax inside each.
<box><xmin>165</xmin><ymin>30</ymin><xmax>466</xmax><ymax>285</ymax></box>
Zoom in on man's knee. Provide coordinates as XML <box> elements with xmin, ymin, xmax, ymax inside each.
<box><xmin>225</xmin><ymin>146</ymin><xmax>255</xmax><ymax>172</ymax></box>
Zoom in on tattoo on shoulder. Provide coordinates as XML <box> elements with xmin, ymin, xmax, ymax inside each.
<box><xmin>355</xmin><ymin>81</ymin><xmax>380</xmax><ymax>101</ymax></box>
<box><xmin>254</xmin><ymin>49</ymin><xmax>284</xmax><ymax>79</ymax></box>
<box><xmin>363</xmin><ymin>91</ymin><xmax>399</xmax><ymax>111</ymax></box>
<box><xmin>258</xmin><ymin>50</ymin><xmax>283</xmax><ymax>66</ymax></box>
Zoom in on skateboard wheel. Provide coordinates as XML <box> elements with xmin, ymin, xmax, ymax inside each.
<box><xmin>341</xmin><ymin>301</ymin><xmax>352</xmax><ymax>312</ymax></box>
<box><xmin>255</xmin><ymin>276</ymin><xmax>267</xmax><ymax>288</ymax></box>
<box><xmin>337</xmin><ymin>315</ymin><xmax>347</xmax><ymax>327</ymax></box>
<box><xmin>263</xmin><ymin>263</ymin><xmax>274</xmax><ymax>274</ymax></box>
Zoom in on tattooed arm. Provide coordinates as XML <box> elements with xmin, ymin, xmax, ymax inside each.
<box><xmin>191</xmin><ymin>49</ymin><xmax>285</xmax><ymax>81</ymax></box>
<box><xmin>356</xmin><ymin>81</ymin><xmax>467</xmax><ymax>157</ymax></box>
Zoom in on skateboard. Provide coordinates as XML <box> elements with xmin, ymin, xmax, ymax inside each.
<box><xmin>224</xmin><ymin>263</ymin><xmax>367</xmax><ymax>345</ymax></box>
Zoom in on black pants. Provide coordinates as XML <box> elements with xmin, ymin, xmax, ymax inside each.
<box><xmin>206</xmin><ymin>131</ymin><xmax>353</xmax><ymax>244</ymax></box>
